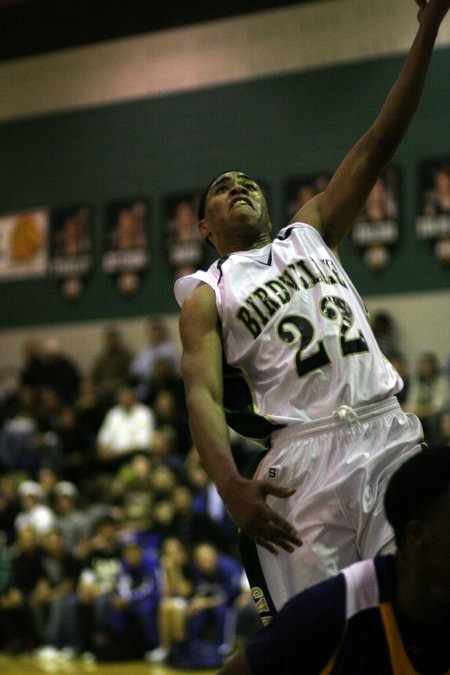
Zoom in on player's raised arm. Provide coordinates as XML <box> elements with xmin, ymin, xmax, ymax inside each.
<box><xmin>179</xmin><ymin>283</ymin><xmax>301</xmax><ymax>554</ymax></box>
<box><xmin>296</xmin><ymin>0</ymin><xmax>450</xmax><ymax>248</ymax></box>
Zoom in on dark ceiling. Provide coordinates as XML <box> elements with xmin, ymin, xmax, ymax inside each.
<box><xmin>0</xmin><ymin>0</ymin><xmax>319</xmax><ymax>62</ymax></box>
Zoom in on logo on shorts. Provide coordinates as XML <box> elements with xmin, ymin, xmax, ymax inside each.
<box><xmin>268</xmin><ymin>467</ymin><xmax>278</xmax><ymax>479</ymax></box>
<box><xmin>251</xmin><ymin>586</ymin><xmax>270</xmax><ymax>614</ymax></box>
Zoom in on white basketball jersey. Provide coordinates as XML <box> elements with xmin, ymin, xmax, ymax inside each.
<box><xmin>175</xmin><ymin>223</ymin><xmax>402</xmax><ymax>439</ymax></box>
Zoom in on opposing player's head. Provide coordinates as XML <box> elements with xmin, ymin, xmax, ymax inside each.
<box><xmin>384</xmin><ymin>446</ymin><xmax>450</xmax><ymax>552</ymax></box>
<box><xmin>198</xmin><ymin>170</ymin><xmax>272</xmax><ymax>255</ymax></box>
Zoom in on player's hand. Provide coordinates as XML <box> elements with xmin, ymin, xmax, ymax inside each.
<box><xmin>221</xmin><ymin>477</ymin><xmax>302</xmax><ymax>554</ymax></box>
<box><xmin>415</xmin><ymin>0</ymin><xmax>450</xmax><ymax>24</ymax></box>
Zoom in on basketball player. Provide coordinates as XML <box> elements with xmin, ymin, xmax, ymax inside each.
<box><xmin>218</xmin><ymin>446</ymin><xmax>450</xmax><ymax>674</ymax></box>
<box><xmin>176</xmin><ymin>0</ymin><xmax>450</xmax><ymax>621</ymax></box>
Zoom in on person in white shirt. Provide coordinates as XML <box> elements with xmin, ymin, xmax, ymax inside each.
<box><xmin>96</xmin><ymin>385</ymin><xmax>154</xmax><ymax>464</ymax></box>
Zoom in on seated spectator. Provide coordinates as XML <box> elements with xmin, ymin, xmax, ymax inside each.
<box><xmin>146</xmin><ymin>536</ymin><xmax>194</xmax><ymax>663</ymax></box>
<box><xmin>29</xmin><ymin>528</ymin><xmax>80</xmax><ymax>652</ymax></box>
<box><xmin>388</xmin><ymin>351</ymin><xmax>410</xmax><ymax>405</ymax></box>
<box><xmin>96</xmin><ymin>385</ymin><xmax>154</xmax><ymax>468</ymax></box>
<box><xmin>75</xmin><ymin>377</ymin><xmax>109</xmax><ymax>441</ymax></box>
<box><xmin>0</xmin><ymin>474</ymin><xmax>20</xmax><ymax>544</ymax></box>
<box><xmin>150</xmin><ymin>465</ymin><xmax>178</xmax><ymax>503</ymax></box>
<box><xmin>129</xmin><ymin>318</ymin><xmax>178</xmax><ymax>401</ymax></box>
<box><xmin>144</xmin><ymin>356</ymin><xmax>186</xmax><ymax>410</ymax></box>
<box><xmin>75</xmin><ymin>515</ymin><xmax>122</xmax><ymax>656</ymax></box>
<box><xmin>370</xmin><ymin>310</ymin><xmax>401</xmax><ymax>359</ymax></box>
<box><xmin>168</xmin><ymin>485</ymin><xmax>232</xmax><ymax>555</ymax></box>
<box><xmin>0</xmin><ymin>526</ymin><xmax>44</xmax><ymax>653</ymax></box>
<box><xmin>107</xmin><ymin>540</ymin><xmax>160</xmax><ymax>659</ymax></box>
<box><xmin>54</xmin><ymin>405</ymin><xmax>96</xmax><ymax>483</ymax></box>
<box><xmin>37</xmin><ymin>466</ymin><xmax>60</xmax><ymax>502</ymax></box>
<box><xmin>0</xmin><ymin>531</ymin><xmax>13</xmax><ymax>647</ymax></box>
<box><xmin>405</xmin><ymin>352</ymin><xmax>449</xmax><ymax>444</ymax></box>
<box><xmin>149</xmin><ymin>427</ymin><xmax>184</xmax><ymax>475</ymax></box>
<box><xmin>14</xmin><ymin>481</ymin><xmax>56</xmax><ymax>538</ymax></box>
<box><xmin>187</xmin><ymin>542</ymin><xmax>242</xmax><ymax>657</ymax></box>
<box><xmin>39</xmin><ymin>340</ymin><xmax>81</xmax><ymax>406</ymax></box>
<box><xmin>19</xmin><ymin>339</ymin><xmax>46</xmax><ymax>391</ymax></box>
<box><xmin>439</xmin><ymin>409</ymin><xmax>450</xmax><ymax>446</ymax></box>
<box><xmin>90</xmin><ymin>326</ymin><xmax>134</xmax><ymax>402</ymax></box>
<box><xmin>53</xmin><ymin>481</ymin><xmax>89</xmax><ymax>556</ymax></box>
<box><xmin>152</xmin><ymin>389</ymin><xmax>191</xmax><ymax>457</ymax></box>
<box><xmin>186</xmin><ymin>461</ymin><xmax>235</xmax><ymax>540</ymax></box>
<box><xmin>1</xmin><ymin>384</ymin><xmax>39</xmax><ymax>435</ymax></box>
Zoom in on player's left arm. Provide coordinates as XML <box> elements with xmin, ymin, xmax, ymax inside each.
<box><xmin>295</xmin><ymin>0</ymin><xmax>450</xmax><ymax>249</ymax></box>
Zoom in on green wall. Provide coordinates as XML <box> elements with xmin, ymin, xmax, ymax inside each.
<box><xmin>1</xmin><ymin>48</ymin><xmax>449</xmax><ymax>328</ymax></box>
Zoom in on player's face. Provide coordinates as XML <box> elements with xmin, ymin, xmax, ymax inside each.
<box><xmin>200</xmin><ymin>171</ymin><xmax>271</xmax><ymax>254</ymax></box>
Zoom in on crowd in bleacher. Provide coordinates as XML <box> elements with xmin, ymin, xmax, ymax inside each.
<box><xmin>0</xmin><ymin>314</ymin><xmax>448</xmax><ymax>667</ymax></box>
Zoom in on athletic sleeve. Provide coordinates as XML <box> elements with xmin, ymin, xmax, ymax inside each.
<box><xmin>245</xmin><ymin>573</ymin><xmax>346</xmax><ymax>675</ymax></box>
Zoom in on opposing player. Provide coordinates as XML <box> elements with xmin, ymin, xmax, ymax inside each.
<box><xmin>175</xmin><ymin>0</ymin><xmax>450</xmax><ymax>621</ymax></box>
<box><xmin>218</xmin><ymin>446</ymin><xmax>450</xmax><ymax>674</ymax></box>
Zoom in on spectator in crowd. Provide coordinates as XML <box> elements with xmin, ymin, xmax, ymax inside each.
<box><xmin>29</xmin><ymin>528</ymin><xmax>80</xmax><ymax>653</ymax></box>
<box><xmin>187</xmin><ymin>542</ymin><xmax>242</xmax><ymax>657</ymax></box>
<box><xmin>53</xmin><ymin>481</ymin><xmax>88</xmax><ymax>556</ymax></box>
<box><xmin>107</xmin><ymin>540</ymin><xmax>160</xmax><ymax>658</ymax></box>
<box><xmin>388</xmin><ymin>351</ymin><xmax>410</xmax><ymax>406</ymax></box>
<box><xmin>39</xmin><ymin>340</ymin><xmax>81</xmax><ymax>406</ymax></box>
<box><xmin>1</xmin><ymin>384</ymin><xmax>39</xmax><ymax>434</ymax></box>
<box><xmin>54</xmin><ymin>405</ymin><xmax>96</xmax><ymax>483</ymax></box>
<box><xmin>129</xmin><ymin>319</ymin><xmax>178</xmax><ymax>400</ymax></box>
<box><xmin>168</xmin><ymin>485</ymin><xmax>232</xmax><ymax>555</ymax></box>
<box><xmin>90</xmin><ymin>326</ymin><xmax>134</xmax><ymax>402</ymax></box>
<box><xmin>19</xmin><ymin>339</ymin><xmax>46</xmax><ymax>391</ymax></box>
<box><xmin>0</xmin><ymin>526</ymin><xmax>44</xmax><ymax>652</ymax></box>
<box><xmin>146</xmin><ymin>536</ymin><xmax>194</xmax><ymax>663</ymax></box>
<box><xmin>219</xmin><ymin>446</ymin><xmax>450</xmax><ymax>675</ymax></box>
<box><xmin>37</xmin><ymin>466</ymin><xmax>60</xmax><ymax>502</ymax></box>
<box><xmin>439</xmin><ymin>409</ymin><xmax>450</xmax><ymax>446</ymax></box>
<box><xmin>14</xmin><ymin>481</ymin><xmax>56</xmax><ymax>537</ymax></box>
<box><xmin>75</xmin><ymin>377</ymin><xmax>109</xmax><ymax>441</ymax></box>
<box><xmin>144</xmin><ymin>356</ymin><xmax>186</xmax><ymax>410</ymax></box>
<box><xmin>96</xmin><ymin>385</ymin><xmax>154</xmax><ymax>468</ymax></box>
<box><xmin>152</xmin><ymin>389</ymin><xmax>191</xmax><ymax>457</ymax></box>
<box><xmin>0</xmin><ymin>531</ymin><xmax>13</xmax><ymax>647</ymax></box>
<box><xmin>371</xmin><ymin>310</ymin><xmax>401</xmax><ymax>360</ymax></box>
<box><xmin>76</xmin><ymin>515</ymin><xmax>122</xmax><ymax>656</ymax></box>
<box><xmin>149</xmin><ymin>427</ymin><xmax>184</xmax><ymax>475</ymax></box>
<box><xmin>0</xmin><ymin>474</ymin><xmax>20</xmax><ymax>544</ymax></box>
<box><xmin>186</xmin><ymin>459</ymin><xmax>236</xmax><ymax>544</ymax></box>
<box><xmin>405</xmin><ymin>352</ymin><xmax>449</xmax><ymax>444</ymax></box>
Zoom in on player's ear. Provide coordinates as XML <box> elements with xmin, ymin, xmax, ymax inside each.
<box><xmin>199</xmin><ymin>218</ymin><xmax>210</xmax><ymax>240</ymax></box>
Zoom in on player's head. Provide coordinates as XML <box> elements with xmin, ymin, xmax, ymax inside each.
<box><xmin>384</xmin><ymin>446</ymin><xmax>450</xmax><ymax>551</ymax></box>
<box><xmin>198</xmin><ymin>170</ymin><xmax>272</xmax><ymax>254</ymax></box>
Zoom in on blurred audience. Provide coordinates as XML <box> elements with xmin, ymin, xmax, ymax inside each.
<box><xmin>405</xmin><ymin>352</ymin><xmax>449</xmax><ymax>445</ymax></box>
<box><xmin>96</xmin><ymin>385</ymin><xmax>154</xmax><ymax>468</ymax></box>
<box><xmin>90</xmin><ymin>326</ymin><xmax>133</xmax><ymax>402</ymax></box>
<box><xmin>129</xmin><ymin>319</ymin><xmax>178</xmax><ymax>400</ymax></box>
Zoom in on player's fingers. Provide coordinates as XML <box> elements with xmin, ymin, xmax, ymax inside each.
<box><xmin>260</xmin><ymin>481</ymin><xmax>296</xmax><ymax>499</ymax></box>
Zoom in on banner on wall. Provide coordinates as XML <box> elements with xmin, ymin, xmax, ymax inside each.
<box><xmin>284</xmin><ymin>173</ymin><xmax>331</xmax><ymax>225</ymax></box>
<box><xmin>102</xmin><ymin>198</ymin><xmax>150</xmax><ymax>294</ymax></box>
<box><xmin>49</xmin><ymin>205</ymin><xmax>94</xmax><ymax>300</ymax></box>
<box><xmin>415</xmin><ymin>159</ymin><xmax>450</xmax><ymax>265</ymax></box>
<box><xmin>0</xmin><ymin>208</ymin><xmax>48</xmax><ymax>279</ymax></box>
<box><xmin>351</xmin><ymin>166</ymin><xmax>400</xmax><ymax>272</ymax></box>
<box><xmin>163</xmin><ymin>191</ymin><xmax>205</xmax><ymax>280</ymax></box>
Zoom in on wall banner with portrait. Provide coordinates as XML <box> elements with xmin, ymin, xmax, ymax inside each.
<box><xmin>350</xmin><ymin>166</ymin><xmax>401</xmax><ymax>272</ymax></box>
<box><xmin>163</xmin><ymin>191</ymin><xmax>205</xmax><ymax>280</ymax></box>
<box><xmin>284</xmin><ymin>172</ymin><xmax>331</xmax><ymax>226</ymax></box>
<box><xmin>0</xmin><ymin>208</ymin><xmax>48</xmax><ymax>280</ymax></box>
<box><xmin>49</xmin><ymin>205</ymin><xmax>94</xmax><ymax>300</ymax></box>
<box><xmin>102</xmin><ymin>198</ymin><xmax>150</xmax><ymax>294</ymax></box>
<box><xmin>415</xmin><ymin>159</ymin><xmax>450</xmax><ymax>265</ymax></box>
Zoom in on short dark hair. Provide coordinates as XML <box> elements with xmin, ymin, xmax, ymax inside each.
<box><xmin>197</xmin><ymin>170</ymin><xmax>252</xmax><ymax>221</ymax></box>
<box><xmin>384</xmin><ymin>446</ymin><xmax>450</xmax><ymax>546</ymax></box>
